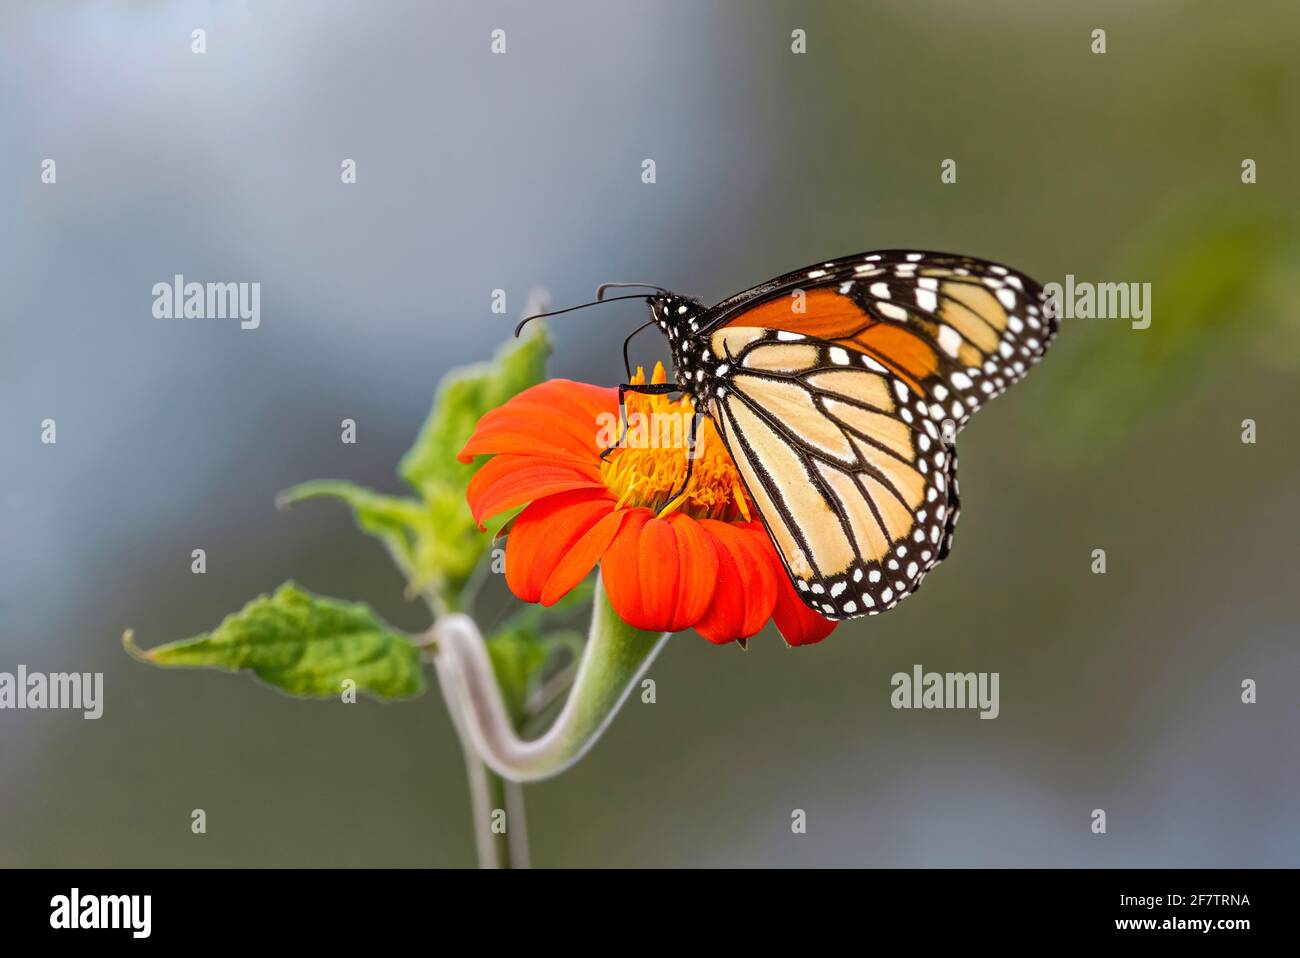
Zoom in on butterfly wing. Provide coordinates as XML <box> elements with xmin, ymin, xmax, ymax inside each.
<box><xmin>702</xmin><ymin>326</ymin><xmax>959</xmax><ymax>618</ymax></box>
<box><xmin>704</xmin><ymin>249</ymin><xmax>1057</xmax><ymax>432</ymax></box>
<box><xmin>694</xmin><ymin>250</ymin><xmax>1054</xmax><ymax>618</ymax></box>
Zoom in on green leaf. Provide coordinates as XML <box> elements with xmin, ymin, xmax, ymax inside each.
<box><xmin>400</xmin><ymin>325</ymin><xmax>550</xmax><ymax>496</ymax></box>
<box><xmin>124</xmin><ymin>582</ymin><xmax>425</xmax><ymax>701</ymax></box>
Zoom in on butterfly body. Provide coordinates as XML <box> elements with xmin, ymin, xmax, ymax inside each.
<box><xmin>639</xmin><ymin>249</ymin><xmax>1057</xmax><ymax>621</ymax></box>
<box><xmin>649</xmin><ymin>293</ymin><xmax>714</xmax><ymax>409</ymax></box>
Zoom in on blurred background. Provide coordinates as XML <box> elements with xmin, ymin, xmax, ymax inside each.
<box><xmin>2</xmin><ymin>0</ymin><xmax>1297</xmax><ymax>867</ymax></box>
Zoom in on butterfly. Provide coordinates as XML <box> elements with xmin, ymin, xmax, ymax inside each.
<box><xmin>524</xmin><ymin>250</ymin><xmax>1057</xmax><ymax>620</ymax></box>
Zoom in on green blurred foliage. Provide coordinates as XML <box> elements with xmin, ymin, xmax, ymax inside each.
<box><xmin>485</xmin><ymin>628</ymin><xmax>551</xmax><ymax>727</ymax></box>
<box><xmin>1034</xmin><ymin>202</ymin><xmax>1300</xmax><ymax>465</ymax></box>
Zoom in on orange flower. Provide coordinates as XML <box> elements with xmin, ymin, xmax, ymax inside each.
<box><xmin>459</xmin><ymin>365</ymin><xmax>837</xmax><ymax>646</ymax></box>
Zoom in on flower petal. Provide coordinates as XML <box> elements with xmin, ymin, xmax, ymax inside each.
<box><xmin>459</xmin><ymin>411</ymin><xmax>598</xmax><ymax>467</ymax></box>
<box><xmin>466</xmin><ymin>453</ymin><xmax>605</xmax><ymax>528</ymax></box>
<box><xmin>771</xmin><ymin>570</ymin><xmax>838</xmax><ymax>647</ymax></box>
<box><xmin>505</xmin><ymin>489</ymin><xmax>615</xmax><ymax>603</ymax></box>
<box><xmin>664</xmin><ymin>515</ymin><xmax>720</xmax><ymax>631</ymax></box>
<box><xmin>459</xmin><ymin>380</ymin><xmax>617</xmax><ymax>464</ymax></box>
<box><xmin>539</xmin><ymin>507</ymin><xmax>629</xmax><ymax>606</ymax></box>
<box><xmin>693</xmin><ymin>520</ymin><xmax>778</xmax><ymax>643</ymax></box>
<box><xmin>600</xmin><ymin>508</ymin><xmax>652</xmax><ymax>626</ymax></box>
<box><xmin>601</xmin><ymin>512</ymin><xmax>720</xmax><ymax>633</ymax></box>
<box><xmin>635</xmin><ymin>516</ymin><xmax>682</xmax><ymax>628</ymax></box>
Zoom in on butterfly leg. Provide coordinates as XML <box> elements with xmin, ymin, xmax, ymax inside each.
<box><xmin>600</xmin><ymin>382</ymin><xmax>682</xmax><ymax>460</ymax></box>
<box><xmin>657</xmin><ymin>410</ymin><xmax>703</xmax><ymax>516</ymax></box>
<box><xmin>621</xmin><ymin>319</ymin><xmax>656</xmax><ymax>381</ymax></box>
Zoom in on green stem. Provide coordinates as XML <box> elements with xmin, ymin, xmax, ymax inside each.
<box><xmin>465</xmin><ymin>750</ymin><xmax>508</xmax><ymax>868</ymax></box>
<box><xmin>432</xmin><ymin>574</ymin><xmax>669</xmax><ymax>783</ymax></box>
<box><xmin>479</xmin><ymin>765</ymin><xmax>530</xmax><ymax>868</ymax></box>
<box><xmin>445</xmin><ymin>693</ymin><xmax>530</xmax><ymax>868</ymax></box>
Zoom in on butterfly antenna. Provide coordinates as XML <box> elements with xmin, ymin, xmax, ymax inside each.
<box><xmin>595</xmin><ymin>282</ymin><xmax>670</xmax><ymax>301</ymax></box>
<box><xmin>514</xmin><ymin>293</ymin><xmax>652</xmax><ymax>337</ymax></box>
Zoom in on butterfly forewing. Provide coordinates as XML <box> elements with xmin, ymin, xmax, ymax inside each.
<box><xmin>706</xmin><ymin>250</ymin><xmax>1057</xmax><ymax>432</ymax></box>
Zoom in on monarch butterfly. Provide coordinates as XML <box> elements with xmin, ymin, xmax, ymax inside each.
<box><xmin>521</xmin><ymin>250</ymin><xmax>1057</xmax><ymax>620</ymax></box>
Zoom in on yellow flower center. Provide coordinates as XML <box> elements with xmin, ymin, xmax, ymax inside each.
<box><xmin>600</xmin><ymin>363</ymin><xmax>753</xmax><ymax>522</ymax></box>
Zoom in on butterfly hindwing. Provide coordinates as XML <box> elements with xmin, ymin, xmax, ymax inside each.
<box><xmin>704</xmin><ymin>327</ymin><xmax>959</xmax><ymax>619</ymax></box>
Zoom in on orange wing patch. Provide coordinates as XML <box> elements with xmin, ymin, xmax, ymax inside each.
<box><xmin>729</xmin><ymin>288</ymin><xmax>869</xmax><ymax>338</ymax></box>
<box><xmin>851</xmin><ymin>323</ymin><xmax>939</xmax><ymax>390</ymax></box>
<box><xmin>722</xmin><ymin>288</ymin><xmax>939</xmax><ymax>394</ymax></box>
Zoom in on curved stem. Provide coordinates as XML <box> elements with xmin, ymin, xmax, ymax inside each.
<box><xmin>432</xmin><ymin>574</ymin><xmax>669</xmax><ymax>783</ymax></box>
<box><xmin>437</xmin><ymin>669</ymin><xmax>509</xmax><ymax>867</ymax></box>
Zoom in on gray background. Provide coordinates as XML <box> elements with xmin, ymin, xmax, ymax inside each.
<box><xmin>2</xmin><ymin>1</ymin><xmax>1297</xmax><ymax>866</ymax></box>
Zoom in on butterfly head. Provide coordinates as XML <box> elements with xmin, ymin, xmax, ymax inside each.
<box><xmin>647</xmin><ymin>293</ymin><xmax>711</xmax><ymax>400</ymax></box>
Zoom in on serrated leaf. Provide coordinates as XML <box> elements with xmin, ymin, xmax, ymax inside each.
<box><xmin>124</xmin><ymin>582</ymin><xmax>425</xmax><ymax>701</ymax></box>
